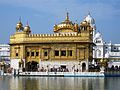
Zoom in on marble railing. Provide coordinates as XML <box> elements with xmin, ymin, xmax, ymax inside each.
<box><xmin>109</xmin><ymin>52</ymin><xmax>120</xmax><ymax>57</ymax></box>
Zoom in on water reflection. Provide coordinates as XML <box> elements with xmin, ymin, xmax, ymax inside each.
<box><xmin>0</xmin><ymin>76</ymin><xmax>119</xmax><ymax>90</ymax></box>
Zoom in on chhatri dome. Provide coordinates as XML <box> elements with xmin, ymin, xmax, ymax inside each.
<box><xmin>16</xmin><ymin>18</ymin><xmax>24</xmax><ymax>31</ymax></box>
<box><xmin>84</xmin><ymin>12</ymin><xmax>95</xmax><ymax>25</ymax></box>
<box><xmin>24</xmin><ymin>22</ymin><xmax>31</xmax><ymax>33</ymax></box>
<box><xmin>84</xmin><ymin>12</ymin><xmax>96</xmax><ymax>30</ymax></box>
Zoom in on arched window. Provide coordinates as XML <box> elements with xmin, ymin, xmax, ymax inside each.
<box><xmin>98</xmin><ymin>50</ymin><xmax>101</xmax><ymax>57</ymax></box>
<box><xmin>95</xmin><ymin>49</ymin><xmax>101</xmax><ymax>57</ymax></box>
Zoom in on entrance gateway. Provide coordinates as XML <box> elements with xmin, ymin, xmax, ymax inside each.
<box><xmin>26</xmin><ymin>61</ymin><xmax>38</xmax><ymax>71</ymax></box>
<box><xmin>82</xmin><ymin>63</ymin><xmax>86</xmax><ymax>71</ymax></box>
<box><xmin>61</xmin><ymin>65</ymin><xmax>66</xmax><ymax>69</ymax></box>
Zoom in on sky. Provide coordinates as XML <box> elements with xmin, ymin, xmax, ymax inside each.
<box><xmin>0</xmin><ymin>0</ymin><xmax>120</xmax><ymax>44</ymax></box>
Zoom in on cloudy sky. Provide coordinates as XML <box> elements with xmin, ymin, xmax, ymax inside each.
<box><xmin>0</xmin><ymin>0</ymin><xmax>120</xmax><ymax>43</ymax></box>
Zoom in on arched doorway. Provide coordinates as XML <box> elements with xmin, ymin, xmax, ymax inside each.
<box><xmin>115</xmin><ymin>66</ymin><xmax>118</xmax><ymax>70</ymax></box>
<box><xmin>26</xmin><ymin>61</ymin><xmax>38</xmax><ymax>71</ymax></box>
<box><xmin>111</xmin><ymin>65</ymin><xmax>114</xmax><ymax>71</ymax></box>
<box><xmin>82</xmin><ymin>63</ymin><xmax>86</xmax><ymax>72</ymax></box>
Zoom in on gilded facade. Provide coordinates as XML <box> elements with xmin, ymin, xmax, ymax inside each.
<box><xmin>10</xmin><ymin>13</ymin><xmax>94</xmax><ymax>71</ymax></box>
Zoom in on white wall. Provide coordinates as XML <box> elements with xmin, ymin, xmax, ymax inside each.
<box><xmin>10</xmin><ymin>59</ymin><xmax>20</xmax><ymax>70</ymax></box>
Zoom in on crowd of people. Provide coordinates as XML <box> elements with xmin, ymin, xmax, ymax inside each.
<box><xmin>38</xmin><ymin>67</ymin><xmax>71</xmax><ymax>72</ymax></box>
<box><xmin>4</xmin><ymin>64</ymin><xmax>120</xmax><ymax>74</ymax></box>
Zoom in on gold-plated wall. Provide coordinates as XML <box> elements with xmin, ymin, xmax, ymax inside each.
<box><xmin>10</xmin><ymin>14</ymin><xmax>94</xmax><ymax>66</ymax></box>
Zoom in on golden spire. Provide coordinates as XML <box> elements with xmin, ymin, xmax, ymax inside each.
<box><xmin>88</xmin><ymin>11</ymin><xmax>90</xmax><ymax>15</ymax></box>
<box><xmin>25</xmin><ymin>21</ymin><xmax>30</xmax><ymax>28</ymax></box>
<box><xmin>19</xmin><ymin>16</ymin><xmax>21</xmax><ymax>23</ymax></box>
<box><xmin>66</xmin><ymin>12</ymin><xmax>69</xmax><ymax>21</ymax></box>
<box><xmin>26</xmin><ymin>21</ymin><xmax>29</xmax><ymax>26</ymax></box>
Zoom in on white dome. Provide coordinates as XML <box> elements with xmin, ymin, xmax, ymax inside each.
<box><xmin>24</xmin><ymin>25</ymin><xmax>30</xmax><ymax>30</ymax></box>
<box><xmin>24</xmin><ymin>24</ymin><xmax>31</xmax><ymax>33</ymax></box>
<box><xmin>84</xmin><ymin>13</ymin><xmax>95</xmax><ymax>25</ymax></box>
<box><xmin>95</xmin><ymin>32</ymin><xmax>102</xmax><ymax>38</ymax></box>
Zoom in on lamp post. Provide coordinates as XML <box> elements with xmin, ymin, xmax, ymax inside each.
<box><xmin>100</xmin><ymin>58</ymin><xmax>108</xmax><ymax>72</ymax></box>
<box><xmin>100</xmin><ymin>58</ymin><xmax>107</xmax><ymax>67</ymax></box>
<box><xmin>1</xmin><ymin>60</ymin><xmax>5</xmax><ymax>75</ymax></box>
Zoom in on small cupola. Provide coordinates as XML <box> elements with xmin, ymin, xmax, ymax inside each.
<box><xmin>24</xmin><ymin>22</ymin><xmax>31</xmax><ymax>34</ymax></box>
<box><xmin>84</xmin><ymin>12</ymin><xmax>96</xmax><ymax>30</ymax></box>
<box><xmin>16</xmin><ymin>18</ymin><xmax>24</xmax><ymax>32</ymax></box>
<box><xmin>84</xmin><ymin>12</ymin><xmax>95</xmax><ymax>25</ymax></box>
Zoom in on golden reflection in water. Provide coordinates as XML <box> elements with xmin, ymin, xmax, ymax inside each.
<box><xmin>9</xmin><ymin>77</ymin><xmax>39</xmax><ymax>90</ymax></box>
<box><xmin>1</xmin><ymin>76</ymin><xmax>105</xmax><ymax>90</ymax></box>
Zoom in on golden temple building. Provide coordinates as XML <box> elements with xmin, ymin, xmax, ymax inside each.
<box><xmin>10</xmin><ymin>12</ymin><xmax>94</xmax><ymax>72</ymax></box>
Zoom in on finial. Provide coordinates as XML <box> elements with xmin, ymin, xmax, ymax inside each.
<box><xmin>88</xmin><ymin>11</ymin><xmax>90</xmax><ymax>15</ymax></box>
<box><xmin>26</xmin><ymin>21</ymin><xmax>29</xmax><ymax>26</ymax></box>
<box><xmin>109</xmin><ymin>41</ymin><xmax>111</xmax><ymax>44</ymax></box>
<box><xmin>25</xmin><ymin>21</ymin><xmax>30</xmax><ymax>28</ymax></box>
<box><xmin>19</xmin><ymin>16</ymin><xmax>22</xmax><ymax>22</ymax></box>
<box><xmin>75</xmin><ymin>20</ymin><xmax>77</xmax><ymax>23</ymax></box>
<box><xmin>66</xmin><ymin>12</ymin><xmax>69</xmax><ymax>20</ymax></box>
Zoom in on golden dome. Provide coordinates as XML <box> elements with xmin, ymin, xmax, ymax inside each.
<box><xmin>16</xmin><ymin>18</ymin><xmax>23</xmax><ymax>31</ymax></box>
<box><xmin>24</xmin><ymin>23</ymin><xmax>31</xmax><ymax>33</ymax></box>
<box><xmin>54</xmin><ymin>12</ymin><xmax>76</xmax><ymax>33</ymax></box>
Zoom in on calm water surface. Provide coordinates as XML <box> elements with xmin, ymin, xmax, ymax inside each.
<box><xmin>0</xmin><ymin>76</ymin><xmax>120</xmax><ymax>90</ymax></box>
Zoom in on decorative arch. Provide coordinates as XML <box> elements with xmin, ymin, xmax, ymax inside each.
<box><xmin>82</xmin><ymin>63</ymin><xmax>86</xmax><ymax>72</ymax></box>
<box><xmin>115</xmin><ymin>66</ymin><xmax>119</xmax><ymax>70</ymax></box>
<box><xmin>95</xmin><ymin>49</ymin><xmax>101</xmax><ymax>57</ymax></box>
<box><xmin>111</xmin><ymin>65</ymin><xmax>114</xmax><ymax>70</ymax></box>
<box><xmin>80</xmin><ymin>61</ymin><xmax>88</xmax><ymax>72</ymax></box>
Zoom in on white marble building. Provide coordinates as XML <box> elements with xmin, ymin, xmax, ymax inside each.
<box><xmin>93</xmin><ymin>32</ymin><xmax>105</xmax><ymax>59</ymax></box>
<box><xmin>84</xmin><ymin>13</ymin><xmax>120</xmax><ymax>69</ymax></box>
<box><xmin>93</xmin><ymin>30</ymin><xmax>120</xmax><ymax>68</ymax></box>
<box><xmin>0</xmin><ymin>44</ymin><xmax>10</xmax><ymax>65</ymax></box>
